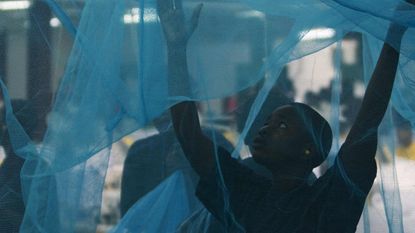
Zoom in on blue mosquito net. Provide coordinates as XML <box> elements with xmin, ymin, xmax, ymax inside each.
<box><xmin>0</xmin><ymin>0</ymin><xmax>415</xmax><ymax>232</ymax></box>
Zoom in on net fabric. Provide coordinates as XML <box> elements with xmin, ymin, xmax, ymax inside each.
<box><xmin>0</xmin><ymin>0</ymin><xmax>414</xmax><ymax>232</ymax></box>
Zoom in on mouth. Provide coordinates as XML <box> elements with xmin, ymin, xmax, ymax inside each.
<box><xmin>252</xmin><ymin>136</ymin><xmax>265</xmax><ymax>150</ymax></box>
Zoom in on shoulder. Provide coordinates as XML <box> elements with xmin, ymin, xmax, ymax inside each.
<box><xmin>315</xmin><ymin>156</ymin><xmax>376</xmax><ymax>196</ymax></box>
<box><xmin>125</xmin><ymin>131</ymin><xmax>176</xmax><ymax>158</ymax></box>
<box><xmin>195</xmin><ymin>150</ymin><xmax>271</xmax><ymax>227</ymax></box>
<box><xmin>200</xmin><ymin>147</ymin><xmax>252</xmax><ymax>180</ymax></box>
<box><xmin>197</xmin><ymin>147</ymin><xmax>271</xmax><ymax>191</ymax></box>
<box><xmin>308</xmin><ymin>158</ymin><xmax>376</xmax><ymax>232</ymax></box>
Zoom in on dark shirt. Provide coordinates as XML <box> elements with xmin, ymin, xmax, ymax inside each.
<box><xmin>0</xmin><ymin>154</ymin><xmax>25</xmax><ymax>233</ymax></box>
<box><xmin>176</xmin><ymin>158</ymin><xmax>275</xmax><ymax>233</ymax></box>
<box><xmin>196</xmin><ymin>147</ymin><xmax>376</xmax><ymax>233</ymax></box>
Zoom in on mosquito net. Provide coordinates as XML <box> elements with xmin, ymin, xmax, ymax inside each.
<box><xmin>1</xmin><ymin>0</ymin><xmax>415</xmax><ymax>232</ymax></box>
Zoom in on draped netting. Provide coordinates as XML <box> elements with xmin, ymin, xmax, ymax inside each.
<box><xmin>0</xmin><ymin>0</ymin><xmax>415</xmax><ymax>232</ymax></box>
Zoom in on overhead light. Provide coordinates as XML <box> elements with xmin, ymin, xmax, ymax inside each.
<box><xmin>302</xmin><ymin>28</ymin><xmax>336</xmax><ymax>41</ymax></box>
<box><xmin>0</xmin><ymin>0</ymin><xmax>31</xmax><ymax>11</ymax></box>
<box><xmin>123</xmin><ymin>14</ymin><xmax>139</xmax><ymax>24</ymax></box>
<box><xmin>50</xmin><ymin>17</ymin><xmax>61</xmax><ymax>28</ymax></box>
<box><xmin>123</xmin><ymin>8</ymin><xmax>158</xmax><ymax>24</ymax></box>
<box><xmin>237</xmin><ymin>10</ymin><xmax>265</xmax><ymax>19</ymax></box>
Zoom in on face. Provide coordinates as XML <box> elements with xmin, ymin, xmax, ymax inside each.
<box><xmin>397</xmin><ymin>128</ymin><xmax>413</xmax><ymax>148</ymax></box>
<box><xmin>250</xmin><ymin>105</ymin><xmax>310</xmax><ymax>166</ymax></box>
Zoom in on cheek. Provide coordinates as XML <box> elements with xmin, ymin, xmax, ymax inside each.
<box><xmin>268</xmin><ymin>136</ymin><xmax>299</xmax><ymax>154</ymax></box>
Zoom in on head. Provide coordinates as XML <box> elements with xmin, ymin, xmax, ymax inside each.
<box><xmin>152</xmin><ymin>111</ymin><xmax>172</xmax><ymax>133</ymax></box>
<box><xmin>392</xmin><ymin>108</ymin><xmax>413</xmax><ymax>148</ymax></box>
<box><xmin>1</xmin><ymin>99</ymin><xmax>37</xmax><ymax>155</ymax></box>
<box><xmin>250</xmin><ymin>103</ymin><xmax>332</xmax><ymax>174</ymax></box>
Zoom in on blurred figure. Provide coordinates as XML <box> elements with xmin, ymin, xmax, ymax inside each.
<box><xmin>120</xmin><ymin>112</ymin><xmax>234</xmax><ymax>216</ymax></box>
<box><xmin>393</xmin><ymin>109</ymin><xmax>415</xmax><ymax>160</ymax></box>
<box><xmin>0</xmin><ymin>99</ymin><xmax>37</xmax><ymax>233</ymax></box>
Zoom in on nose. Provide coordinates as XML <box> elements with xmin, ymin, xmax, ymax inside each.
<box><xmin>258</xmin><ymin>125</ymin><xmax>268</xmax><ymax>137</ymax></box>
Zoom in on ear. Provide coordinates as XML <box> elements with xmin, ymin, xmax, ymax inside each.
<box><xmin>304</xmin><ymin>143</ymin><xmax>325</xmax><ymax>169</ymax></box>
<box><xmin>301</xmin><ymin>143</ymin><xmax>316</xmax><ymax>161</ymax></box>
<box><xmin>303</xmin><ymin>142</ymin><xmax>312</xmax><ymax>153</ymax></box>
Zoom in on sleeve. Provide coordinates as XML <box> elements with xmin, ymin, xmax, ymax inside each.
<box><xmin>0</xmin><ymin>156</ymin><xmax>25</xmax><ymax>233</ymax></box>
<box><xmin>195</xmin><ymin>147</ymin><xmax>270</xmax><ymax>229</ymax></box>
<box><xmin>314</xmin><ymin>156</ymin><xmax>377</xmax><ymax>233</ymax></box>
<box><xmin>337</xmin><ymin>134</ymin><xmax>378</xmax><ymax>194</ymax></box>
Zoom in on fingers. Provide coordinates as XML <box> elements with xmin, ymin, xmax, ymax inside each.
<box><xmin>405</xmin><ymin>0</ymin><xmax>415</xmax><ymax>5</ymax></box>
<box><xmin>189</xmin><ymin>3</ymin><xmax>203</xmax><ymax>35</ymax></box>
<box><xmin>398</xmin><ymin>0</ymin><xmax>415</xmax><ymax>9</ymax></box>
<box><xmin>158</xmin><ymin>0</ymin><xmax>183</xmax><ymax>12</ymax></box>
<box><xmin>174</xmin><ymin>0</ymin><xmax>184</xmax><ymax>10</ymax></box>
<box><xmin>157</xmin><ymin>0</ymin><xmax>173</xmax><ymax>17</ymax></box>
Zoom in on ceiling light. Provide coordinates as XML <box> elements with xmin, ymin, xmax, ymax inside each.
<box><xmin>123</xmin><ymin>8</ymin><xmax>158</xmax><ymax>24</ymax></box>
<box><xmin>50</xmin><ymin>17</ymin><xmax>61</xmax><ymax>28</ymax></box>
<box><xmin>302</xmin><ymin>28</ymin><xmax>336</xmax><ymax>41</ymax></box>
<box><xmin>0</xmin><ymin>1</ymin><xmax>31</xmax><ymax>11</ymax></box>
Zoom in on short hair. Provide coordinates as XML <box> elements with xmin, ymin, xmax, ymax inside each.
<box><xmin>289</xmin><ymin>102</ymin><xmax>333</xmax><ymax>167</ymax></box>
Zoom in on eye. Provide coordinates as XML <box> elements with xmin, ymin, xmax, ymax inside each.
<box><xmin>278</xmin><ymin>122</ymin><xmax>287</xmax><ymax>129</ymax></box>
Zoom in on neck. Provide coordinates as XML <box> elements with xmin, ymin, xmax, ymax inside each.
<box><xmin>270</xmin><ymin>164</ymin><xmax>310</xmax><ymax>192</ymax></box>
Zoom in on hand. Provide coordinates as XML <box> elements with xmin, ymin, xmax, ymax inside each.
<box><xmin>157</xmin><ymin>0</ymin><xmax>203</xmax><ymax>48</ymax></box>
<box><xmin>387</xmin><ymin>0</ymin><xmax>415</xmax><ymax>37</ymax></box>
<box><xmin>393</xmin><ymin>0</ymin><xmax>415</xmax><ymax>24</ymax></box>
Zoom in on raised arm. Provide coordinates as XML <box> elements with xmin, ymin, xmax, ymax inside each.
<box><xmin>344</xmin><ymin>28</ymin><xmax>405</xmax><ymax>144</ymax></box>
<box><xmin>157</xmin><ymin>0</ymin><xmax>215</xmax><ymax>176</ymax></box>
<box><xmin>340</xmin><ymin>3</ymin><xmax>412</xmax><ymax>168</ymax></box>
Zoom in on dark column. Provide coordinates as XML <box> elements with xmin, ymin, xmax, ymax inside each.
<box><xmin>27</xmin><ymin>1</ymin><xmax>52</xmax><ymax>140</ymax></box>
<box><xmin>0</xmin><ymin>30</ymin><xmax>7</xmax><ymax>84</ymax></box>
